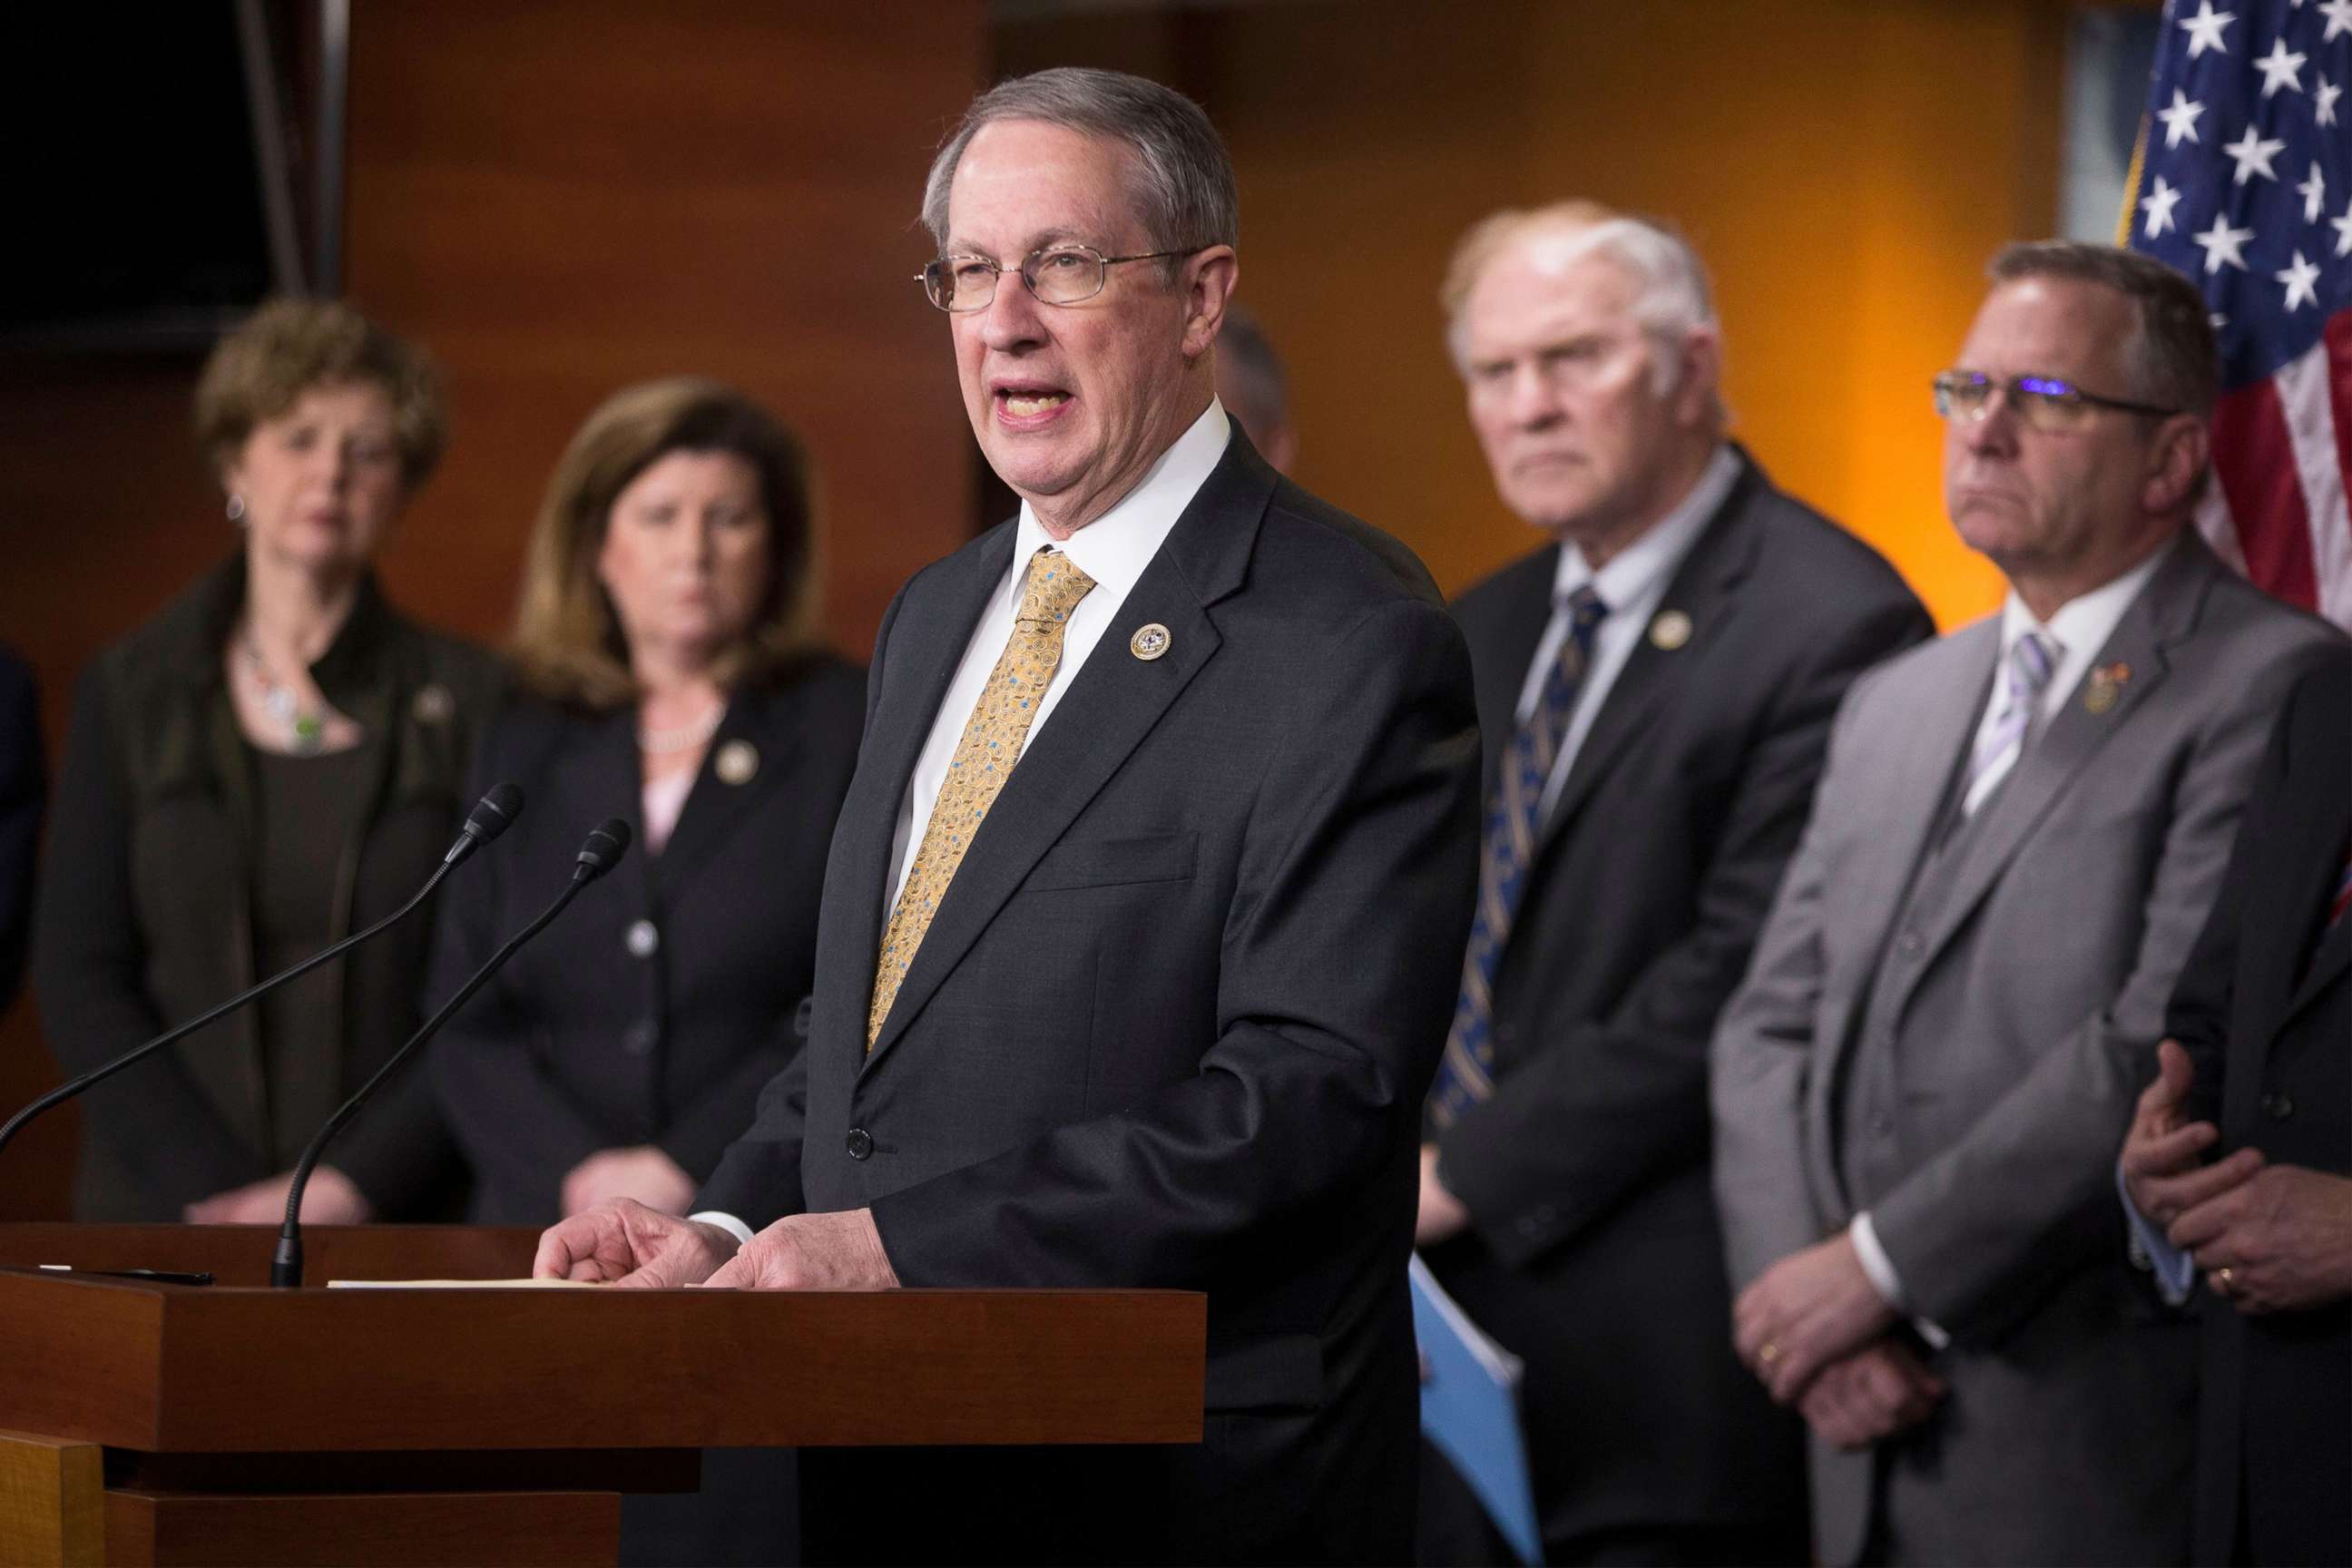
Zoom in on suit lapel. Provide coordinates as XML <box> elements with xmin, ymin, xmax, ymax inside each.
<box><xmin>1537</xmin><ymin>470</ymin><xmax>1762</xmax><ymax>850</ymax></box>
<box><xmin>863</xmin><ymin>440</ymin><xmax>1273</xmax><ymax>1073</ymax></box>
<box><xmin>1469</xmin><ymin>549</ymin><xmax>1559</xmax><ymax>796</ymax></box>
<box><xmin>1913</xmin><ymin>538</ymin><xmax>2206</xmax><ymax>970</ymax></box>
<box><xmin>652</xmin><ymin>681</ymin><xmax>812</xmax><ymax>893</ymax></box>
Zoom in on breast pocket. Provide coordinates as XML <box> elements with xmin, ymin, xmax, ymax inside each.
<box><xmin>1021</xmin><ymin>831</ymin><xmax>1198</xmax><ymax>892</ymax></box>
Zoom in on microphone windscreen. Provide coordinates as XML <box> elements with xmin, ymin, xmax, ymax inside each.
<box><xmin>468</xmin><ymin>782</ymin><xmax>526</xmax><ymax>843</ymax></box>
<box><xmin>576</xmin><ymin>818</ymin><xmax>632</xmax><ymax>877</ymax></box>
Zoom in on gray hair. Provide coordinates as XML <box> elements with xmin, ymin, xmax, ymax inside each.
<box><xmin>1987</xmin><ymin>241</ymin><xmax>2217</xmax><ymax>416</ymax></box>
<box><xmin>1441</xmin><ymin>201</ymin><xmax>1725</xmax><ymax>426</ymax></box>
<box><xmin>920</xmin><ymin>67</ymin><xmax>1239</xmax><ymax>267</ymax></box>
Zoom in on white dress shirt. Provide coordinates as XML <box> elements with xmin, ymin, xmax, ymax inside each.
<box><xmin>1513</xmin><ymin>446</ymin><xmax>1738</xmax><ymax>818</ymax></box>
<box><xmin>1850</xmin><ymin>535</ymin><xmax>2173</xmax><ymax>1338</ymax></box>
<box><xmin>690</xmin><ymin>399</ymin><xmax>1231</xmax><ymax>1252</ymax></box>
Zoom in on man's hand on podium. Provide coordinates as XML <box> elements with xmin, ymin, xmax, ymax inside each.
<box><xmin>533</xmin><ymin>1198</ymin><xmax>737</xmax><ymax>1287</ymax></box>
<box><xmin>699</xmin><ymin>1209</ymin><xmax>900</xmax><ymax>1291</ymax></box>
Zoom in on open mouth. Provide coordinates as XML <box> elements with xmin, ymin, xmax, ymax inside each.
<box><xmin>994</xmin><ymin>383</ymin><xmax>1074</xmax><ymax>425</ymax></box>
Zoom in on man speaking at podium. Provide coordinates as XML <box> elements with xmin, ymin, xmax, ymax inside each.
<box><xmin>531</xmin><ymin>67</ymin><xmax>1480</xmax><ymax>1564</ymax></box>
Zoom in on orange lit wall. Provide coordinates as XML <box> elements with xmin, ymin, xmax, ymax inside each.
<box><xmin>1005</xmin><ymin>0</ymin><xmax>2077</xmax><ymax>628</ymax></box>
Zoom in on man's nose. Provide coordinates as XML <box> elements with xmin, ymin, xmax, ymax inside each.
<box><xmin>976</xmin><ymin>269</ymin><xmax>1049</xmax><ymax>351</ymax></box>
<box><xmin>1960</xmin><ymin>391</ymin><xmax>2023</xmax><ymax>456</ymax></box>
<box><xmin>1506</xmin><ymin>363</ymin><xmax>1565</xmax><ymax>429</ymax></box>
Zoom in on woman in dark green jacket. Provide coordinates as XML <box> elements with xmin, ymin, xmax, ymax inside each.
<box><xmin>32</xmin><ymin>299</ymin><xmax>499</xmax><ymax>1224</ymax></box>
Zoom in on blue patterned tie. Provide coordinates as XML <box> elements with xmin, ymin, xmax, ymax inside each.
<box><xmin>1430</xmin><ymin>586</ymin><xmax>1609</xmax><ymax>1128</ymax></box>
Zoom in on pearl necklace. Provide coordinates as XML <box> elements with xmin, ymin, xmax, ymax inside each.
<box><xmin>638</xmin><ymin>700</ymin><xmax>725</xmax><ymax>757</ymax></box>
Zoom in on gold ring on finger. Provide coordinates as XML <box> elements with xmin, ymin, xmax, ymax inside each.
<box><xmin>1759</xmin><ymin>1341</ymin><xmax>1780</xmax><ymax>1365</ymax></box>
<box><xmin>2216</xmin><ymin>1266</ymin><xmax>2234</xmax><ymax>1289</ymax></box>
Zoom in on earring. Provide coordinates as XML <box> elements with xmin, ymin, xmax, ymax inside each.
<box><xmin>226</xmin><ymin>493</ymin><xmax>248</xmax><ymax>524</ymax></box>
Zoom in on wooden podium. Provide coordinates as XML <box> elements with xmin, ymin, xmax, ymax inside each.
<box><xmin>0</xmin><ymin>1225</ymin><xmax>1205</xmax><ymax>1566</ymax></box>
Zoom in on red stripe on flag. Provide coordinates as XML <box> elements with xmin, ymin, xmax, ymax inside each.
<box><xmin>2210</xmin><ymin>376</ymin><xmax>2318</xmax><ymax>611</ymax></box>
<box><xmin>2325</xmin><ymin>309</ymin><xmax>2352</xmax><ymax>533</ymax></box>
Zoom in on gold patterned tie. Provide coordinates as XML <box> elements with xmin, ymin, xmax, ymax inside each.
<box><xmin>867</xmin><ymin>546</ymin><xmax>1098</xmax><ymax>1047</ymax></box>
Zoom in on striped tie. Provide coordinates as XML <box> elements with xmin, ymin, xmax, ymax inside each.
<box><xmin>2328</xmin><ymin>853</ymin><xmax>2352</xmax><ymax>930</ymax></box>
<box><xmin>1960</xmin><ymin>629</ymin><xmax>2060</xmax><ymax>817</ymax></box>
<box><xmin>1429</xmin><ymin>586</ymin><xmax>1609</xmax><ymax>1128</ymax></box>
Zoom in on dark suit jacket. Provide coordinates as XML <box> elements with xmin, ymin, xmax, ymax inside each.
<box><xmin>428</xmin><ymin>662</ymin><xmax>862</xmax><ymax>1224</ymax></box>
<box><xmin>697</xmin><ymin>430</ymin><xmax>1482</xmax><ymax>1565</ymax></box>
<box><xmin>33</xmin><ymin>557</ymin><xmax>498</xmax><ymax>1220</ymax></box>
<box><xmin>0</xmin><ymin>645</ymin><xmax>41</xmax><ymax>1014</ymax></box>
<box><xmin>2164</xmin><ymin>656</ymin><xmax>2352</xmax><ymax>1568</ymax></box>
<box><xmin>1427</xmin><ymin>453</ymin><xmax>1932</xmax><ymax>1550</ymax></box>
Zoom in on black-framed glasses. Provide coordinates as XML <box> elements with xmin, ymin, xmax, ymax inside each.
<box><xmin>916</xmin><ymin>243</ymin><xmax>1195</xmax><ymax>312</ymax></box>
<box><xmin>1931</xmin><ymin>370</ymin><xmax>2181</xmax><ymax>432</ymax></box>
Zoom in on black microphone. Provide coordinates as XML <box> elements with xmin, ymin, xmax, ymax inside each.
<box><xmin>0</xmin><ymin>784</ymin><xmax>526</xmax><ymax>1162</ymax></box>
<box><xmin>270</xmin><ymin>818</ymin><xmax>632</xmax><ymax>1288</ymax></box>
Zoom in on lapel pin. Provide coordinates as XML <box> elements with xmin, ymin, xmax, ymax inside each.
<box><xmin>411</xmin><ymin>683</ymin><xmax>455</xmax><ymax>725</ymax></box>
<box><xmin>715</xmin><ymin>738</ymin><xmax>759</xmax><ymax>785</ymax></box>
<box><xmin>1648</xmin><ymin>610</ymin><xmax>1692</xmax><ymax>652</ymax></box>
<box><xmin>1130</xmin><ymin>622</ymin><xmax>1171</xmax><ymax>662</ymax></box>
<box><xmin>2083</xmin><ymin>662</ymin><xmax>2131</xmax><ymax>715</ymax></box>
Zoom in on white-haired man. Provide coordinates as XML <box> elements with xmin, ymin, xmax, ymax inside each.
<box><xmin>1415</xmin><ymin>201</ymin><xmax>1930</xmax><ymax>1565</ymax></box>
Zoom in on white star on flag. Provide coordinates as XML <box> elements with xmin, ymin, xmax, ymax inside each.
<box><xmin>2157</xmin><ymin>88</ymin><xmax>2207</xmax><ymax>146</ymax></box>
<box><xmin>2323</xmin><ymin>0</ymin><xmax>2352</xmax><ymax>41</ymax></box>
<box><xmin>2275</xmin><ymin>249</ymin><xmax>2321</xmax><ymax>310</ymax></box>
<box><xmin>2180</xmin><ymin>1</ymin><xmax>2236</xmax><ymax>56</ymax></box>
<box><xmin>2222</xmin><ymin>123</ymin><xmax>2287</xmax><ymax>183</ymax></box>
<box><xmin>2192</xmin><ymin>213</ymin><xmax>2258</xmax><ymax>272</ymax></box>
<box><xmin>2299</xmin><ymin>162</ymin><xmax>2328</xmax><ymax>222</ymax></box>
<box><xmin>2140</xmin><ymin>175</ymin><xmax>2185</xmax><ymax>237</ymax></box>
<box><xmin>2254</xmin><ymin>37</ymin><xmax>2308</xmax><ymax>97</ymax></box>
<box><xmin>2318</xmin><ymin>76</ymin><xmax>2341</xmax><ymax>128</ymax></box>
<box><xmin>2332</xmin><ymin>201</ymin><xmax>2352</xmax><ymax>258</ymax></box>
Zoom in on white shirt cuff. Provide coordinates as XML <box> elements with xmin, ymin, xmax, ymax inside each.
<box><xmin>689</xmin><ymin>1210</ymin><xmax>754</xmax><ymax>1250</ymax></box>
<box><xmin>2115</xmin><ymin>1161</ymin><xmax>2196</xmax><ymax>1307</ymax></box>
<box><xmin>1850</xmin><ymin>1210</ymin><xmax>1951</xmax><ymax>1350</ymax></box>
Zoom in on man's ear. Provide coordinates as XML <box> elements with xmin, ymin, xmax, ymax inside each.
<box><xmin>1670</xmin><ymin>327</ymin><xmax>1723</xmax><ymax>429</ymax></box>
<box><xmin>1181</xmin><ymin>246</ymin><xmax>1240</xmax><ymax>363</ymax></box>
<box><xmin>2144</xmin><ymin>413</ymin><xmax>2210</xmax><ymax>517</ymax></box>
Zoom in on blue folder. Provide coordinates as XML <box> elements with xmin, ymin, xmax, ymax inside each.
<box><xmin>1411</xmin><ymin>1253</ymin><xmax>1544</xmax><ymax>1566</ymax></box>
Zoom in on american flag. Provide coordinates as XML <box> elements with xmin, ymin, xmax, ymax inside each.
<box><xmin>2123</xmin><ymin>0</ymin><xmax>2352</xmax><ymax>628</ymax></box>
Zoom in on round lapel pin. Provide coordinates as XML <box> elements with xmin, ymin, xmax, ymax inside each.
<box><xmin>2083</xmin><ymin>662</ymin><xmax>2131</xmax><ymax>715</ymax></box>
<box><xmin>714</xmin><ymin>738</ymin><xmax>760</xmax><ymax>785</ymax></box>
<box><xmin>1130</xmin><ymin>622</ymin><xmax>1171</xmax><ymax>662</ymax></box>
<box><xmin>411</xmin><ymin>683</ymin><xmax>455</xmax><ymax>725</ymax></box>
<box><xmin>1648</xmin><ymin>610</ymin><xmax>1692</xmax><ymax>652</ymax></box>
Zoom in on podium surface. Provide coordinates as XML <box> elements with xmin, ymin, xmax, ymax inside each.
<box><xmin>0</xmin><ymin>1225</ymin><xmax>1206</xmax><ymax>1565</ymax></box>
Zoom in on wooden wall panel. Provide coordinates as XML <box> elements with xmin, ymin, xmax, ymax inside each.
<box><xmin>344</xmin><ymin>0</ymin><xmax>985</xmax><ymax>654</ymax></box>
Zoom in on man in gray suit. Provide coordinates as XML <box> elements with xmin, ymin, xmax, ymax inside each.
<box><xmin>1710</xmin><ymin>240</ymin><xmax>2351</xmax><ymax>1566</ymax></box>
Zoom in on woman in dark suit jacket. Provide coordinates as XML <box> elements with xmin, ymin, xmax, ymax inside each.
<box><xmin>429</xmin><ymin>378</ymin><xmax>860</xmax><ymax>1226</ymax></box>
<box><xmin>34</xmin><ymin>300</ymin><xmax>496</xmax><ymax>1224</ymax></box>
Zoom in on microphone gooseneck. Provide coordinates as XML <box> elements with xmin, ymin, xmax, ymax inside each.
<box><xmin>271</xmin><ymin>818</ymin><xmax>632</xmax><ymax>1288</ymax></box>
<box><xmin>0</xmin><ymin>784</ymin><xmax>527</xmax><ymax>1163</ymax></box>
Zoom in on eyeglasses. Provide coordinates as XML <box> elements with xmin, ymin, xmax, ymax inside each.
<box><xmin>1930</xmin><ymin>370</ymin><xmax>2181</xmax><ymax>432</ymax></box>
<box><xmin>916</xmin><ymin>243</ymin><xmax>1196</xmax><ymax>312</ymax></box>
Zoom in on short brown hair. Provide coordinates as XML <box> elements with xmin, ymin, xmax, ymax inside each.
<box><xmin>192</xmin><ymin>298</ymin><xmax>447</xmax><ymax>489</ymax></box>
<box><xmin>507</xmin><ymin>378</ymin><xmax>820</xmax><ymax>710</ymax></box>
<box><xmin>1988</xmin><ymin>241</ymin><xmax>2218</xmax><ymax>416</ymax></box>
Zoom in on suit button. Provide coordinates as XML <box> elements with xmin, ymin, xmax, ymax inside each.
<box><xmin>622</xmin><ymin>1021</ymin><xmax>656</xmax><ymax>1056</ymax></box>
<box><xmin>1871</xmin><ymin>1113</ymin><xmax>1895</xmax><ymax>1138</ymax></box>
<box><xmin>846</xmin><ymin>1128</ymin><xmax>874</xmax><ymax>1160</ymax></box>
<box><xmin>626</xmin><ymin>919</ymin><xmax>660</xmax><ymax>959</ymax></box>
<box><xmin>2261</xmin><ymin>1091</ymin><xmax>2295</xmax><ymax>1121</ymax></box>
<box><xmin>1898</xmin><ymin>929</ymin><xmax>1923</xmax><ymax>958</ymax></box>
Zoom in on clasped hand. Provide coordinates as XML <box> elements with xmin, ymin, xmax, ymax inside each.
<box><xmin>533</xmin><ymin>1197</ymin><xmax>900</xmax><ymax>1291</ymax></box>
<box><xmin>2122</xmin><ymin>1038</ymin><xmax>2352</xmax><ymax>1315</ymax></box>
